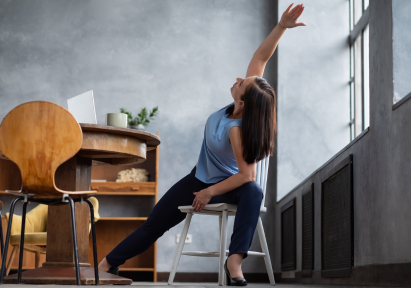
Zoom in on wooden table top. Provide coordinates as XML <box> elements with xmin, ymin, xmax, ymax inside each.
<box><xmin>0</xmin><ymin>123</ymin><xmax>161</xmax><ymax>166</ymax></box>
<box><xmin>79</xmin><ymin>124</ymin><xmax>161</xmax><ymax>148</ymax></box>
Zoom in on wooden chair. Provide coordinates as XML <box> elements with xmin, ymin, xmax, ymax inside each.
<box><xmin>3</xmin><ymin>197</ymin><xmax>100</xmax><ymax>276</ymax></box>
<box><xmin>0</xmin><ymin>101</ymin><xmax>98</xmax><ymax>285</ymax></box>
<box><xmin>168</xmin><ymin>157</ymin><xmax>275</xmax><ymax>286</ymax></box>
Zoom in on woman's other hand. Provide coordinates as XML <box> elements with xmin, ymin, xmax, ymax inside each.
<box><xmin>279</xmin><ymin>3</ymin><xmax>307</xmax><ymax>29</ymax></box>
<box><xmin>192</xmin><ymin>189</ymin><xmax>212</xmax><ymax>212</ymax></box>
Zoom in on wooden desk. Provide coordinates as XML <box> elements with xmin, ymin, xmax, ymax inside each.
<box><xmin>1</xmin><ymin>124</ymin><xmax>160</xmax><ymax>285</ymax></box>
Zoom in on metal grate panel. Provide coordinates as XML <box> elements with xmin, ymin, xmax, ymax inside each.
<box><xmin>281</xmin><ymin>198</ymin><xmax>296</xmax><ymax>271</ymax></box>
<box><xmin>321</xmin><ymin>155</ymin><xmax>353</xmax><ymax>278</ymax></box>
<box><xmin>302</xmin><ymin>184</ymin><xmax>314</xmax><ymax>278</ymax></box>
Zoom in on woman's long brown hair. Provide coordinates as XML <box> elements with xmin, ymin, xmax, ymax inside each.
<box><xmin>226</xmin><ymin>77</ymin><xmax>277</xmax><ymax>164</ymax></box>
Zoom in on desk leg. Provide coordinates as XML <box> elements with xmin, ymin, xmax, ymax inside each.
<box><xmin>4</xmin><ymin>156</ymin><xmax>132</xmax><ymax>285</ymax></box>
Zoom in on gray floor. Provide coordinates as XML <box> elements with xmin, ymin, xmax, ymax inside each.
<box><xmin>0</xmin><ymin>283</ymin><xmax>395</xmax><ymax>288</ymax></box>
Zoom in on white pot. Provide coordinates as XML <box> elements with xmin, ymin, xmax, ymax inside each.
<box><xmin>107</xmin><ymin>113</ymin><xmax>128</xmax><ymax>128</ymax></box>
<box><xmin>129</xmin><ymin>124</ymin><xmax>145</xmax><ymax>131</ymax></box>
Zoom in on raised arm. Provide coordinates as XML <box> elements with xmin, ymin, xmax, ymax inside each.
<box><xmin>246</xmin><ymin>3</ymin><xmax>306</xmax><ymax>78</ymax></box>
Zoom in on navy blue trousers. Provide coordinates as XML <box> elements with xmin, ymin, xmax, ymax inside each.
<box><xmin>106</xmin><ymin>166</ymin><xmax>263</xmax><ymax>268</ymax></box>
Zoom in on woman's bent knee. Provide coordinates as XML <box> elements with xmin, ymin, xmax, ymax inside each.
<box><xmin>239</xmin><ymin>181</ymin><xmax>263</xmax><ymax>202</ymax></box>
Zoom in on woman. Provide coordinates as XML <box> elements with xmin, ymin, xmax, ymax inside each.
<box><xmin>99</xmin><ymin>3</ymin><xmax>306</xmax><ymax>286</ymax></box>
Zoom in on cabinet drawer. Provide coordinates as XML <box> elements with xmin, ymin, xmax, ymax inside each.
<box><xmin>91</xmin><ymin>182</ymin><xmax>156</xmax><ymax>195</ymax></box>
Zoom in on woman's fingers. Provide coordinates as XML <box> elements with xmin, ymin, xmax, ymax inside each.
<box><xmin>290</xmin><ymin>4</ymin><xmax>301</xmax><ymax>15</ymax></box>
<box><xmin>295</xmin><ymin>6</ymin><xmax>304</xmax><ymax>18</ymax></box>
<box><xmin>285</xmin><ymin>3</ymin><xmax>294</xmax><ymax>13</ymax></box>
<box><xmin>295</xmin><ymin>22</ymin><xmax>307</xmax><ymax>27</ymax></box>
<box><xmin>193</xmin><ymin>198</ymin><xmax>202</xmax><ymax>212</ymax></box>
<box><xmin>293</xmin><ymin>4</ymin><xmax>303</xmax><ymax>16</ymax></box>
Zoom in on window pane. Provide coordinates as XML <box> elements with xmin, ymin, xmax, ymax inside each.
<box><xmin>350</xmin><ymin>46</ymin><xmax>355</xmax><ymax>78</ymax></box>
<box><xmin>350</xmin><ymin>82</ymin><xmax>355</xmax><ymax>141</ymax></box>
<box><xmin>363</xmin><ymin>25</ymin><xmax>370</xmax><ymax>128</ymax></box>
<box><xmin>354</xmin><ymin>34</ymin><xmax>362</xmax><ymax>136</ymax></box>
<box><xmin>350</xmin><ymin>83</ymin><xmax>355</xmax><ymax>121</ymax></box>
<box><xmin>364</xmin><ymin>0</ymin><xmax>369</xmax><ymax>10</ymax></box>
<box><xmin>350</xmin><ymin>124</ymin><xmax>355</xmax><ymax>142</ymax></box>
<box><xmin>354</xmin><ymin>0</ymin><xmax>363</xmax><ymax>25</ymax></box>
<box><xmin>393</xmin><ymin>0</ymin><xmax>411</xmax><ymax>103</ymax></box>
<box><xmin>350</xmin><ymin>0</ymin><xmax>354</xmax><ymax>31</ymax></box>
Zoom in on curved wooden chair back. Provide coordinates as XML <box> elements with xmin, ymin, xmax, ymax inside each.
<box><xmin>0</xmin><ymin>101</ymin><xmax>83</xmax><ymax>196</ymax></box>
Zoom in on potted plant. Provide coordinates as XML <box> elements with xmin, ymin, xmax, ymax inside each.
<box><xmin>120</xmin><ymin>107</ymin><xmax>158</xmax><ymax>131</ymax></box>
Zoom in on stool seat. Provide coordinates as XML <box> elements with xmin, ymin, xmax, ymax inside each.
<box><xmin>178</xmin><ymin>203</ymin><xmax>267</xmax><ymax>215</ymax></box>
<box><xmin>10</xmin><ymin>232</ymin><xmax>47</xmax><ymax>246</ymax></box>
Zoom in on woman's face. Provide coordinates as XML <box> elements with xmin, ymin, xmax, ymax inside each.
<box><xmin>230</xmin><ymin>76</ymin><xmax>256</xmax><ymax>106</ymax></box>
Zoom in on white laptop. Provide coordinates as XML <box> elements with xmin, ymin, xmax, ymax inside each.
<box><xmin>67</xmin><ymin>90</ymin><xmax>97</xmax><ymax>124</ymax></box>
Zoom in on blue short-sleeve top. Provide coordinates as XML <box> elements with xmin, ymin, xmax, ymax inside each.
<box><xmin>195</xmin><ymin>102</ymin><xmax>242</xmax><ymax>183</ymax></box>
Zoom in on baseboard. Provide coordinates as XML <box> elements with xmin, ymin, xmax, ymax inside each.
<box><xmin>157</xmin><ymin>272</ymin><xmax>270</xmax><ymax>283</ymax></box>
<box><xmin>275</xmin><ymin>262</ymin><xmax>411</xmax><ymax>287</ymax></box>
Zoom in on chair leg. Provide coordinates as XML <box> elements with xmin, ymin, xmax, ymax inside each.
<box><xmin>84</xmin><ymin>198</ymin><xmax>99</xmax><ymax>285</ymax></box>
<box><xmin>218</xmin><ymin>210</ymin><xmax>228</xmax><ymax>286</ymax></box>
<box><xmin>219</xmin><ymin>215</ymin><xmax>222</xmax><ymax>239</ymax></box>
<box><xmin>5</xmin><ymin>246</ymin><xmax>19</xmax><ymax>276</ymax></box>
<box><xmin>0</xmin><ymin>211</ymin><xmax>4</xmax><ymax>261</ymax></box>
<box><xmin>34</xmin><ymin>252</ymin><xmax>41</xmax><ymax>268</ymax></box>
<box><xmin>66</xmin><ymin>197</ymin><xmax>81</xmax><ymax>286</ymax></box>
<box><xmin>0</xmin><ymin>196</ymin><xmax>23</xmax><ymax>283</ymax></box>
<box><xmin>17</xmin><ymin>201</ymin><xmax>28</xmax><ymax>283</ymax></box>
<box><xmin>257</xmin><ymin>217</ymin><xmax>275</xmax><ymax>286</ymax></box>
<box><xmin>168</xmin><ymin>212</ymin><xmax>193</xmax><ymax>285</ymax></box>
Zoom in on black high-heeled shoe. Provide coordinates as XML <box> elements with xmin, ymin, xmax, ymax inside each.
<box><xmin>106</xmin><ymin>266</ymin><xmax>119</xmax><ymax>276</ymax></box>
<box><xmin>224</xmin><ymin>259</ymin><xmax>247</xmax><ymax>286</ymax></box>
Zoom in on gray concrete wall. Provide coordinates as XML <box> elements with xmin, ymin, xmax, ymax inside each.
<box><xmin>0</xmin><ymin>0</ymin><xmax>278</xmax><ymax>273</ymax></box>
<box><xmin>393</xmin><ymin>0</ymin><xmax>411</xmax><ymax>102</ymax></box>
<box><xmin>276</xmin><ymin>0</ymin><xmax>350</xmax><ymax>201</ymax></box>
<box><xmin>274</xmin><ymin>0</ymin><xmax>411</xmax><ymax>284</ymax></box>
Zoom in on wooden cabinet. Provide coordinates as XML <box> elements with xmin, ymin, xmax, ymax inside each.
<box><xmin>88</xmin><ymin>132</ymin><xmax>159</xmax><ymax>281</ymax></box>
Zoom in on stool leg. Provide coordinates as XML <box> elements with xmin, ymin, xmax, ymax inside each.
<box><xmin>219</xmin><ymin>215</ymin><xmax>222</xmax><ymax>239</ymax></box>
<box><xmin>66</xmin><ymin>197</ymin><xmax>81</xmax><ymax>286</ymax></box>
<box><xmin>85</xmin><ymin>198</ymin><xmax>99</xmax><ymax>285</ymax></box>
<box><xmin>17</xmin><ymin>201</ymin><xmax>28</xmax><ymax>283</ymax></box>
<box><xmin>218</xmin><ymin>210</ymin><xmax>228</xmax><ymax>286</ymax></box>
<box><xmin>257</xmin><ymin>217</ymin><xmax>275</xmax><ymax>286</ymax></box>
<box><xmin>0</xmin><ymin>196</ymin><xmax>23</xmax><ymax>283</ymax></box>
<box><xmin>168</xmin><ymin>212</ymin><xmax>193</xmax><ymax>285</ymax></box>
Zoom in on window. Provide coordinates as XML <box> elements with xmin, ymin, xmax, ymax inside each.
<box><xmin>349</xmin><ymin>0</ymin><xmax>369</xmax><ymax>141</ymax></box>
<box><xmin>393</xmin><ymin>0</ymin><xmax>411</xmax><ymax>108</ymax></box>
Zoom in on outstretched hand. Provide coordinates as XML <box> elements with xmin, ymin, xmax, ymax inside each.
<box><xmin>279</xmin><ymin>3</ymin><xmax>307</xmax><ymax>28</ymax></box>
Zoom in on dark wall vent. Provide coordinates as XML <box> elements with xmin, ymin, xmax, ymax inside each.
<box><xmin>302</xmin><ymin>184</ymin><xmax>314</xmax><ymax>278</ymax></box>
<box><xmin>321</xmin><ymin>154</ymin><xmax>353</xmax><ymax>278</ymax></box>
<box><xmin>281</xmin><ymin>198</ymin><xmax>296</xmax><ymax>271</ymax></box>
